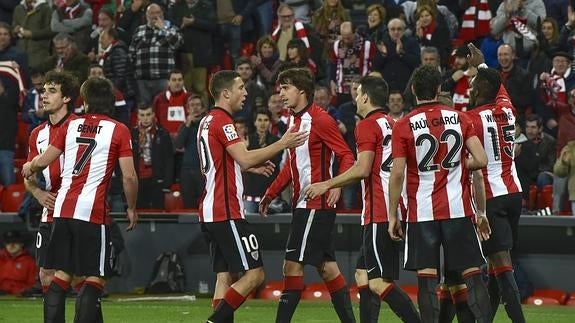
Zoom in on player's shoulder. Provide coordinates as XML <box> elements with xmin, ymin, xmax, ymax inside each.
<box><xmin>29</xmin><ymin>121</ymin><xmax>48</xmax><ymax>137</ymax></box>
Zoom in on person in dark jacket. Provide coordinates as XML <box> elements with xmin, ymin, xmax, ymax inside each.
<box><xmin>172</xmin><ymin>0</ymin><xmax>217</xmax><ymax>102</ymax></box>
<box><xmin>497</xmin><ymin>44</ymin><xmax>534</xmax><ymax>118</ymax></box>
<box><xmin>0</xmin><ymin>78</ymin><xmax>18</xmax><ymax>186</ymax></box>
<box><xmin>131</xmin><ymin>105</ymin><xmax>175</xmax><ymax>209</ymax></box>
<box><xmin>100</xmin><ymin>27</ymin><xmax>136</xmax><ymax>105</ymax></box>
<box><xmin>118</xmin><ymin>0</ymin><xmax>152</xmax><ymax>42</ymax></box>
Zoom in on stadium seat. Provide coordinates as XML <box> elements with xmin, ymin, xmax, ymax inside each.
<box><xmin>257</xmin><ymin>281</ymin><xmax>284</xmax><ymax>300</ymax></box>
<box><xmin>537</xmin><ymin>185</ymin><xmax>553</xmax><ymax>210</ymax></box>
<box><xmin>1</xmin><ymin>183</ymin><xmax>26</xmax><ymax>212</ymax></box>
<box><xmin>0</xmin><ymin>185</ymin><xmax>3</xmax><ymax>210</ymax></box>
<box><xmin>565</xmin><ymin>292</ymin><xmax>575</xmax><ymax>306</ymax></box>
<box><xmin>164</xmin><ymin>191</ymin><xmax>184</xmax><ymax>211</ymax></box>
<box><xmin>13</xmin><ymin>158</ymin><xmax>27</xmax><ymax>184</ymax></box>
<box><xmin>400</xmin><ymin>285</ymin><xmax>418</xmax><ymax>303</ymax></box>
<box><xmin>524</xmin><ymin>289</ymin><xmax>568</xmax><ymax>305</ymax></box>
<box><xmin>528</xmin><ymin>185</ymin><xmax>538</xmax><ymax>210</ymax></box>
<box><xmin>15</xmin><ymin>116</ymin><xmax>29</xmax><ymax>159</ymax></box>
<box><xmin>170</xmin><ymin>183</ymin><xmax>180</xmax><ymax>192</ymax></box>
<box><xmin>301</xmin><ymin>283</ymin><xmax>331</xmax><ymax>301</ymax></box>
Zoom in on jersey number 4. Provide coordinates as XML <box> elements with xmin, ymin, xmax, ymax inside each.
<box><xmin>73</xmin><ymin>137</ymin><xmax>97</xmax><ymax>175</ymax></box>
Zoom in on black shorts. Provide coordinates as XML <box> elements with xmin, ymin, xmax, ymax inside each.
<box><xmin>202</xmin><ymin>219</ymin><xmax>264</xmax><ymax>274</ymax></box>
<box><xmin>285</xmin><ymin>209</ymin><xmax>336</xmax><ymax>267</ymax></box>
<box><xmin>404</xmin><ymin>217</ymin><xmax>485</xmax><ymax>272</ymax></box>
<box><xmin>363</xmin><ymin>223</ymin><xmax>400</xmax><ymax>281</ymax></box>
<box><xmin>482</xmin><ymin>192</ymin><xmax>522</xmax><ymax>256</ymax></box>
<box><xmin>36</xmin><ymin>222</ymin><xmax>52</xmax><ymax>268</ymax></box>
<box><xmin>46</xmin><ymin>218</ymin><xmax>112</xmax><ymax>278</ymax></box>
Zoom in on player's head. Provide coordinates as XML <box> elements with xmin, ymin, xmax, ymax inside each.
<box><xmin>254</xmin><ymin>109</ymin><xmax>272</xmax><ymax>134</ymax></box>
<box><xmin>468</xmin><ymin>67</ymin><xmax>501</xmax><ymax>109</ymax></box>
<box><xmin>356</xmin><ymin>76</ymin><xmax>389</xmax><ymax>116</ymax></box>
<box><xmin>277</xmin><ymin>67</ymin><xmax>314</xmax><ymax>112</ymax></box>
<box><xmin>137</xmin><ymin>106</ymin><xmax>155</xmax><ymax>127</ymax></box>
<box><xmin>80</xmin><ymin>77</ymin><xmax>115</xmax><ymax>116</ymax></box>
<box><xmin>43</xmin><ymin>70</ymin><xmax>79</xmax><ymax>114</ymax></box>
<box><xmin>209</xmin><ymin>70</ymin><xmax>246</xmax><ymax>112</ymax></box>
<box><xmin>411</xmin><ymin>65</ymin><xmax>441</xmax><ymax>101</ymax></box>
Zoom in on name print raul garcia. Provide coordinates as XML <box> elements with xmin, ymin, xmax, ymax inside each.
<box><xmin>409</xmin><ymin>114</ymin><xmax>460</xmax><ymax>131</ymax></box>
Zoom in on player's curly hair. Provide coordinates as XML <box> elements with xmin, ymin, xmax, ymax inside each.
<box><xmin>44</xmin><ymin>70</ymin><xmax>79</xmax><ymax>105</ymax></box>
<box><xmin>80</xmin><ymin>77</ymin><xmax>115</xmax><ymax>116</ymax></box>
<box><xmin>473</xmin><ymin>68</ymin><xmax>501</xmax><ymax>103</ymax></box>
<box><xmin>277</xmin><ymin>67</ymin><xmax>314</xmax><ymax>99</ymax></box>
<box><xmin>411</xmin><ymin>65</ymin><xmax>442</xmax><ymax>100</ymax></box>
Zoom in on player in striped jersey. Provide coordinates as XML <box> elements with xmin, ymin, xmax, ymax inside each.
<box><xmin>260</xmin><ymin>68</ymin><xmax>357</xmax><ymax>323</ymax></box>
<box><xmin>466</xmin><ymin>43</ymin><xmax>525</xmax><ymax>322</ymax></box>
<box><xmin>304</xmin><ymin>76</ymin><xmax>421</xmax><ymax>322</ymax></box>
<box><xmin>199</xmin><ymin>71</ymin><xmax>308</xmax><ymax>323</ymax></box>
<box><xmin>388</xmin><ymin>64</ymin><xmax>493</xmax><ymax>323</ymax></box>
<box><xmin>23</xmin><ymin>77</ymin><xmax>138</xmax><ymax>323</ymax></box>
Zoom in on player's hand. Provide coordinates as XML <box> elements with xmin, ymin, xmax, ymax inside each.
<box><xmin>388</xmin><ymin>216</ymin><xmax>404</xmax><ymax>241</ymax></box>
<box><xmin>34</xmin><ymin>190</ymin><xmax>56</xmax><ymax>210</ymax></box>
<box><xmin>452</xmin><ymin>70</ymin><xmax>465</xmax><ymax>82</ymax></box>
<box><xmin>247</xmin><ymin>161</ymin><xmax>275</xmax><ymax>177</ymax></box>
<box><xmin>326</xmin><ymin>187</ymin><xmax>341</xmax><ymax>207</ymax></box>
<box><xmin>126</xmin><ymin>208</ymin><xmax>138</xmax><ymax>231</ymax></box>
<box><xmin>476</xmin><ymin>214</ymin><xmax>491</xmax><ymax>241</ymax></box>
<box><xmin>466</xmin><ymin>43</ymin><xmax>484</xmax><ymax>67</ymax></box>
<box><xmin>280</xmin><ymin>125</ymin><xmax>309</xmax><ymax>149</ymax></box>
<box><xmin>22</xmin><ymin>161</ymin><xmax>35</xmax><ymax>179</ymax></box>
<box><xmin>258</xmin><ymin>195</ymin><xmax>272</xmax><ymax>217</ymax></box>
<box><xmin>304</xmin><ymin>181</ymin><xmax>330</xmax><ymax>201</ymax></box>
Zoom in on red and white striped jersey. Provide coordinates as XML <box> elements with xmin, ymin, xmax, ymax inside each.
<box><xmin>197</xmin><ymin>108</ymin><xmax>244</xmax><ymax>223</ymax></box>
<box><xmin>356</xmin><ymin>110</ymin><xmax>394</xmax><ymax>224</ymax></box>
<box><xmin>50</xmin><ymin>114</ymin><xmax>133</xmax><ymax>225</ymax></box>
<box><xmin>265</xmin><ymin>104</ymin><xmax>355</xmax><ymax>209</ymax></box>
<box><xmin>467</xmin><ymin>86</ymin><xmax>522</xmax><ymax>199</ymax></box>
<box><xmin>28</xmin><ymin>113</ymin><xmax>77</xmax><ymax>223</ymax></box>
<box><xmin>392</xmin><ymin>103</ymin><xmax>477</xmax><ymax>222</ymax></box>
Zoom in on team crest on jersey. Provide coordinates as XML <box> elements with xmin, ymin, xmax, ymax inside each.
<box><xmin>223</xmin><ymin>124</ymin><xmax>239</xmax><ymax>141</ymax></box>
<box><xmin>251</xmin><ymin>251</ymin><xmax>259</xmax><ymax>261</ymax></box>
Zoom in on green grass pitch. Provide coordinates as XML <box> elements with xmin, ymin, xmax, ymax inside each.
<box><xmin>1</xmin><ymin>297</ymin><xmax>574</xmax><ymax>322</ymax></box>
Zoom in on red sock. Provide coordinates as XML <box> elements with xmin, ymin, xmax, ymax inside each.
<box><xmin>73</xmin><ymin>279</ymin><xmax>86</xmax><ymax>293</ymax></box>
<box><xmin>438</xmin><ymin>288</ymin><xmax>452</xmax><ymax>302</ymax></box>
<box><xmin>357</xmin><ymin>284</ymin><xmax>369</xmax><ymax>291</ymax></box>
<box><xmin>325</xmin><ymin>274</ymin><xmax>347</xmax><ymax>294</ymax></box>
<box><xmin>379</xmin><ymin>283</ymin><xmax>394</xmax><ymax>300</ymax></box>
<box><xmin>493</xmin><ymin>265</ymin><xmax>513</xmax><ymax>277</ymax></box>
<box><xmin>212</xmin><ymin>298</ymin><xmax>222</xmax><ymax>309</ymax></box>
<box><xmin>223</xmin><ymin>288</ymin><xmax>246</xmax><ymax>310</ymax></box>
<box><xmin>42</xmin><ymin>285</ymin><xmax>50</xmax><ymax>295</ymax></box>
<box><xmin>451</xmin><ymin>288</ymin><xmax>468</xmax><ymax>304</ymax></box>
<box><xmin>51</xmin><ymin>276</ymin><xmax>70</xmax><ymax>291</ymax></box>
<box><xmin>284</xmin><ymin>276</ymin><xmax>304</xmax><ymax>290</ymax></box>
<box><xmin>84</xmin><ymin>281</ymin><xmax>103</xmax><ymax>291</ymax></box>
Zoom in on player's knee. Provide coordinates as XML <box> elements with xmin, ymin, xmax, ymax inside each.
<box><xmin>245</xmin><ymin>267</ymin><xmax>265</xmax><ymax>288</ymax></box>
<box><xmin>318</xmin><ymin>261</ymin><xmax>340</xmax><ymax>281</ymax></box>
<box><xmin>39</xmin><ymin>268</ymin><xmax>55</xmax><ymax>286</ymax></box>
<box><xmin>488</xmin><ymin>250</ymin><xmax>512</xmax><ymax>267</ymax></box>
<box><xmin>354</xmin><ymin>269</ymin><xmax>368</xmax><ymax>286</ymax></box>
<box><xmin>368</xmin><ymin>278</ymin><xmax>390</xmax><ymax>295</ymax></box>
<box><xmin>283</xmin><ymin>260</ymin><xmax>303</xmax><ymax>276</ymax></box>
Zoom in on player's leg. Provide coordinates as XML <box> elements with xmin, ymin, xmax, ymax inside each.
<box><xmin>44</xmin><ymin>219</ymin><xmax>73</xmax><ymax>323</ymax></box>
<box><xmin>489</xmin><ymin>251</ymin><xmax>524</xmax><ymax>323</ymax></box>
<box><xmin>207</xmin><ymin>220</ymin><xmax>265</xmax><ymax>323</ymax></box>
<box><xmin>356</xmin><ymin>243</ymin><xmax>380</xmax><ymax>323</ymax></box>
<box><xmin>317</xmin><ymin>261</ymin><xmax>355</xmax><ymax>323</ymax></box>
<box><xmin>366</xmin><ymin>223</ymin><xmax>420</xmax><ymax>323</ymax></box>
<box><xmin>445</xmin><ymin>281</ymin><xmax>475</xmax><ymax>323</ymax></box>
<box><xmin>37</xmin><ymin>222</ymin><xmax>55</xmax><ymax>294</ymax></box>
<box><xmin>212</xmin><ymin>272</ymin><xmax>239</xmax><ymax>323</ymax></box>
<box><xmin>437</xmin><ymin>284</ymin><xmax>455</xmax><ymax>323</ymax></box>
<box><xmin>487</xmin><ymin>263</ymin><xmax>500</xmax><ymax>316</ymax></box>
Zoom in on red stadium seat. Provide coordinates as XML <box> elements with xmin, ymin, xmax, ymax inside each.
<box><xmin>537</xmin><ymin>185</ymin><xmax>553</xmax><ymax>210</ymax></box>
<box><xmin>1</xmin><ymin>183</ymin><xmax>26</xmax><ymax>212</ymax></box>
<box><xmin>164</xmin><ymin>191</ymin><xmax>184</xmax><ymax>211</ymax></box>
<box><xmin>524</xmin><ymin>289</ymin><xmax>568</xmax><ymax>305</ymax></box>
<box><xmin>301</xmin><ymin>283</ymin><xmax>331</xmax><ymax>301</ymax></box>
<box><xmin>528</xmin><ymin>185</ymin><xmax>538</xmax><ymax>211</ymax></box>
<box><xmin>565</xmin><ymin>292</ymin><xmax>575</xmax><ymax>306</ymax></box>
<box><xmin>170</xmin><ymin>183</ymin><xmax>180</xmax><ymax>192</ymax></box>
<box><xmin>13</xmin><ymin>158</ymin><xmax>27</xmax><ymax>184</ymax></box>
<box><xmin>15</xmin><ymin>116</ymin><xmax>29</xmax><ymax>159</ymax></box>
<box><xmin>257</xmin><ymin>281</ymin><xmax>284</xmax><ymax>300</ymax></box>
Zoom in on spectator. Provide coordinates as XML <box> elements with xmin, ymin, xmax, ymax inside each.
<box><xmin>524</xmin><ymin>114</ymin><xmax>556</xmax><ymax>187</ymax></box>
<box><xmin>480</xmin><ymin>31</ymin><xmax>505</xmax><ymax>69</ymax></box>
<box><xmin>99</xmin><ymin>27</ymin><xmax>136</xmax><ymax>109</ymax></box>
<box><xmin>250</xmin><ymin>35</ymin><xmax>282</xmax><ymax>92</ymax></box>
<box><xmin>267</xmin><ymin>92</ymin><xmax>289</xmax><ymax>137</ymax></box>
<box><xmin>401</xmin><ymin>0</ymin><xmax>459</xmax><ymax>39</ymax></box>
<box><xmin>214</xmin><ymin>0</ymin><xmax>258</xmax><ymax>67</ymax></box>
<box><xmin>233</xmin><ymin>116</ymin><xmax>248</xmax><ymax>141</ymax></box>
<box><xmin>403</xmin><ymin>46</ymin><xmax>443</xmax><ymax>108</ymax></box>
<box><xmin>174</xmin><ymin>95</ymin><xmax>207</xmax><ymax>209</ymax></box>
<box><xmin>442</xmin><ymin>45</ymin><xmax>475</xmax><ymax>111</ymax></box>
<box><xmin>172</xmin><ymin>0</ymin><xmax>217</xmax><ymax>102</ymax></box>
<box><xmin>553</xmin><ymin>140</ymin><xmax>575</xmax><ymax>215</ymax></box>
<box><xmin>42</xmin><ymin>33</ymin><xmax>90</xmax><ymax>85</ymax></box>
<box><xmin>88</xmin><ymin>9</ymin><xmax>129</xmax><ymax>63</ymax></box>
<box><xmin>0</xmin><ymin>79</ymin><xmax>18</xmax><ymax>187</ymax></box>
<box><xmin>490</xmin><ymin>0</ymin><xmax>546</xmax><ymax>62</ymax></box>
<box><xmin>152</xmin><ymin>69</ymin><xmax>190</xmax><ymax>137</ymax></box>
<box><xmin>234</xmin><ymin>58</ymin><xmax>268</xmax><ymax>127</ymax></box>
<box><xmin>329</xmin><ymin>21</ymin><xmax>375</xmax><ymax>106</ymax></box>
<box><xmin>387</xmin><ymin>90</ymin><xmax>406</xmax><ymax>120</ymax></box>
<box><xmin>21</xmin><ymin>69</ymin><xmax>48</xmax><ymax>133</ymax></box>
<box><xmin>312</xmin><ymin>0</ymin><xmax>351</xmax><ymax>58</ymax></box>
<box><xmin>458</xmin><ymin>0</ymin><xmax>492</xmax><ymax>43</ymax></box>
<box><xmin>530</xmin><ymin>17</ymin><xmax>563</xmax><ymax>80</ymax></box>
<box><xmin>243</xmin><ymin>110</ymin><xmax>282</xmax><ymax>213</ymax></box>
<box><xmin>543</xmin><ymin>0</ymin><xmax>568</xmax><ymax>26</ymax></box>
<box><xmin>50</xmin><ymin>0</ymin><xmax>93</xmax><ymax>53</ymax></box>
<box><xmin>515</xmin><ymin>120</ymin><xmax>540</xmax><ymax>202</ymax></box>
<box><xmin>0</xmin><ymin>21</ymin><xmax>31</xmax><ymax>93</ymax></box>
<box><xmin>129</xmin><ymin>3</ymin><xmax>183</xmax><ymax>108</ymax></box>
<box><xmin>373</xmin><ymin>18</ymin><xmax>420</xmax><ymax>92</ymax></box>
<box><xmin>281</xmin><ymin>38</ymin><xmax>321</xmax><ymax>81</ymax></box>
<box><xmin>11</xmin><ymin>0</ymin><xmax>54</xmax><ymax>71</ymax></box>
<box><xmin>254</xmin><ymin>0</ymin><xmax>273</xmax><ymax>38</ymax></box>
<box><xmin>118</xmin><ymin>0</ymin><xmax>151</xmax><ymax>41</ymax></box>
<box><xmin>0</xmin><ymin>230</ymin><xmax>37</xmax><ymax>296</ymax></box>
<box><xmin>84</xmin><ymin>64</ymin><xmax>130</xmax><ymax>126</ymax></box>
<box><xmin>497</xmin><ymin>44</ymin><xmax>534</xmax><ymax>117</ymax></box>
<box><xmin>413</xmin><ymin>5</ymin><xmax>450</xmax><ymax>67</ymax></box>
<box><xmin>131</xmin><ymin>105</ymin><xmax>175</xmax><ymax>209</ymax></box>
<box><xmin>365</xmin><ymin>4</ymin><xmax>387</xmax><ymax>44</ymax></box>
<box><xmin>281</xmin><ymin>0</ymin><xmax>313</xmax><ymax>24</ymax></box>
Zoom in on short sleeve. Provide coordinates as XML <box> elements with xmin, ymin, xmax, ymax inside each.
<box><xmin>214</xmin><ymin>121</ymin><xmax>243</xmax><ymax>148</ymax></box>
<box><xmin>49</xmin><ymin>121</ymin><xmax>69</xmax><ymax>151</ymax></box>
<box><xmin>355</xmin><ymin>119</ymin><xmax>379</xmax><ymax>153</ymax></box>
<box><xmin>392</xmin><ymin>119</ymin><xmax>409</xmax><ymax>158</ymax></box>
<box><xmin>115</xmin><ymin>123</ymin><xmax>133</xmax><ymax>158</ymax></box>
<box><xmin>27</xmin><ymin>129</ymin><xmax>39</xmax><ymax>161</ymax></box>
<box><xmin>459</xmin><ymin>112</ymin><xmax>477</xmax><ymax>141</ymax></box>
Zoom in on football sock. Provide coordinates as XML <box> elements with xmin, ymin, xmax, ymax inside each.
<box><xmin>494</xmin><ymin>266</ymin><xmax>525</xmax><ymax>323</ymax></box>
<box><xmin>74</xmin><ymin>280</ymin><xmax>103</xmax><ymax>323</ymax></box>
<box><xmin>416</xmin><ymin>273</ymin><xmax>439</xmax><ymax>323</ymax></box>
<box><xmin>212</xmin><ymin>299</ymin><xmax>234</xmax><ymax>323</ymax></box>
<box><xmin>326</xmin><ymin>274</ymin><xmax>356</xmax><ymax>323</ymax></box>
<box><xmin>42</xmin><ymin>284</ymin><xmax>50</xmax><ymax>295</ymax></box>
<box><xmin>438</xmin><ymin>288</ymin><xmax>455</xmax><ymax>323</ymax></box>
<box><xmin>463</xmin><ymin>270</ymin><xmax>493</xmax><ymax>323</ymax></box>
<box><xmin>487</xmin><ymin>269</ymin><xmax>500</xmax><ymax>318</ymax></box>
<box><xmin>380</xmin><ymin>284</ymin><xmax>421</xmax><ymax>323</ymax></box>
<box><xmin>208</xmin><ymin>288</ymin><xmax>245</xmax><ymax>323</ymax></box>
<box><xmin>276</xmin><ymin>276</ymin><xmax>304</xmax><ymax>323</ymax></box>
<box><xmin>358</xmin><ymin>284</ymin><xmax>380</xmax><ymax>323</ymax></box>
<box><xmin>451</xmin><ymin>288</ymin><xmax>475</xmax><ymax>323</ymax></box>
<box><xmin>44</xmin><ymin>276</ymin><xmax>69</xmax><ymax>323</ymax></box>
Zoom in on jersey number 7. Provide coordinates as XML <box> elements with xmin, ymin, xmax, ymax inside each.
<box><xmin>73</xmin><ymin>137</ymin><xmax>97</xmax><ymax>175</ymax></box>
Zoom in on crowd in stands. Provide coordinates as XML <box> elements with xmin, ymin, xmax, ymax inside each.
<box><xmin>1</xmin><ymin>0</ymin><xmax>575</xmax><ymax>215</ymax></box>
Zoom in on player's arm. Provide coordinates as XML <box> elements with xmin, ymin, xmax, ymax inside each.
<box><xmin>260</xmin><ymin>164</ymin><xmax>292</xmax><ymax>216</ymax></box>
<box><xmin>465</xmin><ymin>136</ymin><xmax>488</xmax><ymax>171</ymax></box>
<box><xmin>304</xmin><ymin>151</ymin><xmax>374</xmax><ymax>200</ymax></box>
<box><xmin>23</xmin><ymin>145</ymin><xmax>63</xmax><ymax>177</ymax></box>
<box><xmin>226</xmin><ymin>126</ymin><xmax>308</xmax><ymax>170</ymax></box>
<box><xmin>24</xmin><ymin>176</ymin><xmax>56</xmax><ymax>210</ymax></box>
<box><xmin>119</xmin><ymin>156</ymin><xmax>138</xmax><ymax>231</ymax></box>
<box><xmin>388</xmin><ymin>157</ymin><xmax>406</xmax><ymax>241</ymax></box>
<box><xmin>472</xmin><ymin>170</ymin><xmax>491</xmax><ymax>241</ymax></box>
